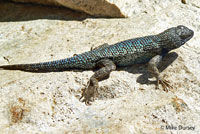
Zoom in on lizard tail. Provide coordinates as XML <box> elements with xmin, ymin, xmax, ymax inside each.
<box><xmin>0</xmin><ymin>64</ymin><xmax>24</xmax><ymax>70</ymax></box>
<box><xmin>0</xmin><ymin>58</ymin><xmax>80</xmax><ymax>72</ymax></box>
<box><xmin>0</xmin><ymin>51</ymin><xmax>99</xmax><ymax>72</ymax></box>
<box><xmin>0</xmin><ymin>59</ymin><xmax>75</xmax><ymax>72</ymax></box>
<box><xmin>0</xmin><ymin>55</ymin><xmax>97</xmax><ymax>72</ymax></box>
<box><xmin>0</xmin><ymin>63</ymin><xmax>60</xmax><ymax>72</ymax></box>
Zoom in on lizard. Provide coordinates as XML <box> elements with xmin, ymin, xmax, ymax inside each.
<box><xmin>0</xmin><ymin>25</ymin><xmax>194</xmax><ymax>105</ymax></box>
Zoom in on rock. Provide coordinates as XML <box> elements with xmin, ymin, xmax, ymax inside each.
<box><xmin>10</xmin><ymin>0</ymin><xmax>125</xmax><ymax>17</ymax></box>
<box><xmin>181</xmin><ymin>0</ymin><xmax>187</xmax><ymax>4</ymax></box>
<box><xmin>190</xmin><ymin>0</ymin><xmax>200</xmax><ymax>8</ymax></box>
<box><xmin>8</xmin><ymin>0</ymin><xmax>200</xmax><ymax>17</ymax></box>
<box><xmin>11</xmin><ymin>0</ymin><xmax>61</xmax><ymax>6</ymax></box>
<box><xmin>0</xmin><ymin>1</ymin><xmax>89</xmax><ymax>21</ymax></box>
<box><xmin>0</xmin><ymin>0</ymin><xmax>200</xmax><ymax>134</ymax></box>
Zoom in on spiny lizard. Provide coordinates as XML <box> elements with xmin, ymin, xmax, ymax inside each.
<box><xmin>0</xmin><ymin>25</ymin><xmax>194</xmax><ymax>105</ymax></box>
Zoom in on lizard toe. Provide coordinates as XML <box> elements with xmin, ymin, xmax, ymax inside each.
<box><xmin>79</xmin><ymin>85</ymin><xmax>97</xmax><ymax>105</ymax></box>
<box><xmin>158</xmin><ymin>79</ymin><xmax>173</xmax><ymax>92</ymax></box>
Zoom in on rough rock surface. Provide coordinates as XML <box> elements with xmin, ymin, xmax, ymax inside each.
<box><xmin>0</xmin><ymin>1</ymin><xmax>90</xmax><ymax>21</ymax></box>
<box><xmin>9</xmin><ymin>0</ymin><xmax>124</xmax><ymax>17</ymax></box>
<box><xmin>8</xmin><ymin>0</ymin><xmax>200</xmax><ymax>18</ymax></box>
<box><xmin>0</xmin><ymin>0</ymin><xmax>200</xmax><ymax>134</ymax></box>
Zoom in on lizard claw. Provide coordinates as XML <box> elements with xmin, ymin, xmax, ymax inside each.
<box><xmin>157</xmin><ymin>77</ymin><xmax>173</xmax><ymax>92</ymax></box>
<box><xmin>79</xmin><ymin>96</ymin><xmax>92</xmax><ymax>105</ymax></box>
<box><xmin>79</xmin><ymin>82</ymin><xmax>97</xmax><ymax>105</ymax></box>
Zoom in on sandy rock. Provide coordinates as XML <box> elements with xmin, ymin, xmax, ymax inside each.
<box><xmin>0</xmin><ymin>0</ymin><xmax>200</xmax><ymax>134</ymax></box>
<box><xmin>9</xmin><ymin>0</ymin><xmax>200</xmax><ymax>17</ymax></box>
<box><xmin>11</xmin><ymin>0</ymin><xmax>61</xmax><ymax>6</ymax></box>
<box><xmin>0</xmin><ymin>1</ymin><xmax>89</xmax><ymax>21</ymax></box>
<box><xmin>10</xmin><ymin>0</ymin><xmax>124</xmax><ymax>17</ymax></box>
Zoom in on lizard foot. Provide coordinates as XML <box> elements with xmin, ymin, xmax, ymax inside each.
<box><xmin>157</xmin><ymin>77</ymin><xmax>173</xmax><ymax>92</ymax></box>
<box><xmin>79</xmin><ymin>81</ymin><xmax>98</xmax><ymax>105</ymax></box>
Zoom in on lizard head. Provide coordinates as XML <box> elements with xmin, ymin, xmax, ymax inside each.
<box><xmin>175</xmin><ymin>25</ymin><xmax>194</xmax><ymax>45</ymax></box>
<box><xmin>159</xmin><ymin>25</ymin><xmax>194</xmax><ymax>50</ymax></box>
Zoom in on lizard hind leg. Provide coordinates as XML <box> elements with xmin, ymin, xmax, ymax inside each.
<box><xmin>80</xmin><ymin>59</ymin><xmax>116</xmax><ymax>105</ymax></box>
<box><xmin>148</xmin><ymin>55</ymin><xmax>173</xmax><ymax>92</ymax></box>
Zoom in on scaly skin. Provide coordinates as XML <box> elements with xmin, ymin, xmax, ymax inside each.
<box><xmin>0</xmin><ymin>25</ymin><xmax>194</xmax><ymax>105</ymax></box>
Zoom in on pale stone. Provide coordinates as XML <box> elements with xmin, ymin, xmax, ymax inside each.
<box><xmin>10</xmin><ymin>0</ymin><xmax>125</xmax><ymax>17</ymax></box>
<box><xmin>9</xmin><ymin>0</ymin><xmax>200</xmax><ymax>17</ymax></box>
<box><xmin>0</xmin><ymin>0</ymin><xmax>200</xmax><ymax>134</ymax></box>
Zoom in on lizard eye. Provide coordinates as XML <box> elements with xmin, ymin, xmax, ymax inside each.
<box><xmin>176</xmin><ymin>26</ymin><xmax>187</xmax><ymax>39</ymax></box>
<box><xmin>177</xmin><ymin>25</ymin><xmax>185</xmax><ymax>30</ymax></box>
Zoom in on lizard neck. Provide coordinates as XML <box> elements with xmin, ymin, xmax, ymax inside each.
<box><xmin>154</xmin><ymin>31</ymin><xmax>180</xmax><ymax>52</ymax></box>
<box><xmin>155</xmin><ymin>29</ymin><xmax>184</xmax><ymax>51</ymax></box>
<box><xmin>155</xmin><ymin>32</ymin><xmax>172</xmax><ymax>47</ymax></box>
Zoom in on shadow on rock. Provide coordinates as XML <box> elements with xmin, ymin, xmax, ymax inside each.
<box><xmin>0</xmin><ymin>1</ymin><xmax>90</xmax><ymax>22</ymax></box>
<box><xmin>118</xmin><ymin>52</ymin><xmax>178</xmax><ymax>85</ymax></box>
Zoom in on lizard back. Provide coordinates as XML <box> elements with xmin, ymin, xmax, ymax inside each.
<box><xmin>96</xmin><ymin>35</ymin><xmax>162</xmax><ymax>66</ymax></box>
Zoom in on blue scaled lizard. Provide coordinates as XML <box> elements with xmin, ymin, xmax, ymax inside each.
<box><xmin>0</xmin><ymin>25</ymin><xmax>194</xmax><ymax>105</ymax></box>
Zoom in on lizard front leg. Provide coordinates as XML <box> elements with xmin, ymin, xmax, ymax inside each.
<box><xmin>80</xmin><ymin>59</ymin><xmax>116</xmax><ymax>105</ymax></box>
<box><xmin>148</xmin><ymin>55</ymin><xmax>173</xmax><ymax>92</ymax></box>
